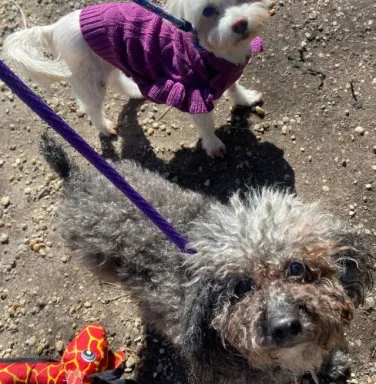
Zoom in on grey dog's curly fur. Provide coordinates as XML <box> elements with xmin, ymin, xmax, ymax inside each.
<box><xmin>40</xmin><ymin>133</ymin><xmax>373</xmax><ymax>384</ymax></box>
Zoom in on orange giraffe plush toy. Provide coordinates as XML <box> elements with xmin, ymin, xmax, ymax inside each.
<box><xmin>0</xmin><ymin>324</ymin><xmax>127</xmax><ymax>384</ymax></box>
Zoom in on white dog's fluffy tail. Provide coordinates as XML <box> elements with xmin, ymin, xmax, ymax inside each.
<box><xmin>3</xmin><ymin>25</ymin><xmax>71</xmax><ymax>86</ymax></box>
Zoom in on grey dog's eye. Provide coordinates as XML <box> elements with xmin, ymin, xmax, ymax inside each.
<box><xmin>235</xmin><ymin>279</ymin><xmax>253</xmax><ymax>296</ymax></box>
<box><xmin>287</xmin><ymin>262</ymin><xmax>305</xmax><ymax>277</ymax></box>
<box><xmin>202</xmin><ymin>6</ymin><xmax>218</xmax><ymax>17</ymax></box>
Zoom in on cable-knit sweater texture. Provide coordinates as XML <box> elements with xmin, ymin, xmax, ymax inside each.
<box><xmin>80</xmin><ymin>2</ymin><xmax>263</xmax><ymax>114</ymax></box>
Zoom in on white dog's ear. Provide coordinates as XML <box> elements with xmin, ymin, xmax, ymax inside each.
<box><xmin>164</xmin><ymin>0</ymin><xmax>187</xmax><ymax>19</ymax></box>
<box><xmin>260</xmin><ymin>0</ymin><xmax>271</xmax><ymax>9</ymax></box>
<box><xmin>249</xmin><ymin>2</ymin><xmax>270</xmax><ymax>33</ymax></box>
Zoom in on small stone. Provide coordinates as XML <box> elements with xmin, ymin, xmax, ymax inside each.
<box><xmin>0</xmin><ymin>233</ymin><xmax>9</xmax><ymax>244</ymax></box>
<box><xmin>134</xmin><ymin>335</ymin><xmax>142</xmax><ymax>343</ymax></box>
<box><xmin>322</xmin><ymin>186</ymin><xmax>330</xmax><ymax>192</ymax></box>
<box><xmin>308</xmin><ymin>11</ymin><xmax>318</xmax><ymax>20</ymax></box>
<box><xmin>84</xmin><ymin>301</ymin><xmax>92</xmax><ymax>308</ymax></box>
<box><xmin>365</xmin><ymin>184</ymin><xmax>372</xmax><ymax>190</ymax></box>
<box><xmin>253</xmin><ymin>106</ymin><xmax>265</xmax><ymax>115</ymax></box>
<box><xmin>28</xmin><ymin>336</ymin><xmax>37</xmax><ymax>346</ymax></box>
<box><xmin>345</xmin><ymin>110</ymin><xmax>350</xmax><ymax>116</ymax></box>
<box><xmin>281</xmin><ymin>125</ymin><xmax>288</xmax><ymax>135</ymax></box>
<box><xmin>349</xmin><ymin>211</ymin><xmax>356</xmax><ymax>217</ymax></box>
<box><xmin>126</xmin><ymin>357</ymin><xmax>136</xmax><ymax>369</ymax></box>
<box><xmin>147</xmin><ymin>128</ymin><xmax>154</xmax><ymax>136</ymax></box>
<box><xmin>36</xmin><ymin>345</ymin><xmax>44</xmax><ymax>355</ymax></box>
<box><xmin>1</xmin><ymin>197</ymin><xmax>10</xmax><ymax>207</ymax></box>
<box><xmin>365</xmin><ymin>296</ymin><xmax>375</xmax><ymax>309</ymax></box>
<box><xmin>24</xmin><ymin>188</ymin><xmax>32</xmax><ymax>195</ymax></box>
<box><xmin>308</xmin><ymin>155</ymin><xmax>313</xmax><ymax>162</ymax></box>
<box><xmin>55</xmin><ymin>340</ymin><xmax>65</xmax><ymax>352</ymax></box>
<box><xmin>282</xmin><ymin>116</ymin><xmax>289</xmax><ymax>124</ymax></box>
<box><xmin>373</xmin><ymin>146</ymin><xmax>376</xmax><ymax>154</ymax></box>
<box><xmin>354</xmin><ymin>126</ymin><xmax>364</xmax><ymax>135</ymax></box>
<box><xmin>31</xmin><ymin>243</ymin><xmax>43</xmax><ymax>252</ymax></box>
<box><xmin>37</xmin><ymin>298</ymin><xmax>46</xmax><ymax>308</ymax></box>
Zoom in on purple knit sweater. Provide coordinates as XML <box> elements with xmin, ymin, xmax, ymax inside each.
<box><xmin>80</xmin><ymin>2</ymin><xmax>263</xmax><ymax>114</ymax></box>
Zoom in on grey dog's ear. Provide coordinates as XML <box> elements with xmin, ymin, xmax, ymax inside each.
<box><xmin>180</xmin><ymin>282</ymin><xmax>221</xmax><ymax>364</ymax></box>
<box><xmin>332</xmin><ymin>233</ymin><xmax>374</xmax><ymax>307</ymax></box>
<box><xmin>179</xmin><ymin>280</ymin><xmax>249</xmax><ymax>375</ymax></box>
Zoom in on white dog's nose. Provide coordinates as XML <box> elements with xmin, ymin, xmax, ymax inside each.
<box><xmin>232</xmin><ymin>18</ymin><xmax>248</xmax><ymax>34</ymax></box>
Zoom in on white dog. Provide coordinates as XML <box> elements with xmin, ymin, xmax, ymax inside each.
<box><xmin>4</xmin><ymin>0</ymin><xmax>269</xmax><ymax>157</ymax></box>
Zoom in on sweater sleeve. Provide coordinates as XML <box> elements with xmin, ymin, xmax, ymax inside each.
<box><xmin>139</xmin><ymin>78</ymin><xmax>215</xmax><ymax>114</ymax></box>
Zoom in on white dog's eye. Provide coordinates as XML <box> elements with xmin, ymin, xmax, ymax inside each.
<box><xmin>202</xmin><ymin>6</ymin><xmax>218</xmax><ymax>18</ymax></box>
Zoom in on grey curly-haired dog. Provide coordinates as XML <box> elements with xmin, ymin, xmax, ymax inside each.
<box><xmin>41</xmin><ymin>133</ymin><xmax>372</xmax><ymax>384</ymax></box>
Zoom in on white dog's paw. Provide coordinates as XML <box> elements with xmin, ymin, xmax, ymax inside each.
<box><xmin>235</xmin><ymin>89</ymin><xmax>263</xmax><ymax>107</ymax></box>
<box><xmin>117</xmin><ymin>73</ymin><xmax>144</xmax><ymax>99</ymax></box>
<box><xmin>202</xmin><ymin>136</ymin><xmax>226</xmax><ymax>158</ymax></box>
<box><xmin>100</xmin><ymin>120</ymin><xmax>118</xmax><ymax>136</ymax></box>
<box><xmin>126</xmin><ymin>85</ymin><xmax>144</xmax><ymax>100</ymax></box>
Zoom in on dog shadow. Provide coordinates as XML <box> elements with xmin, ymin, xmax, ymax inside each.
<box><xmin>98</xmin><ymin>100</ymin><xmax>296</xmax><ymax>384</ymax></box>
<box><xmin>99</xmin><ymin>99</ymin><xmax>295</xmax><ymax>204</ymax></box>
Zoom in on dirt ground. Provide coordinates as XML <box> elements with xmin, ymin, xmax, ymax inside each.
<box><xmin>0</xmin><ymin>0</ymin><xmax>376</xmax><ymax>383</ymax></box>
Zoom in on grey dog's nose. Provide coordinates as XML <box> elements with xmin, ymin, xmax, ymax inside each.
<box><xmin>271</xmin><ymin>317</ymin><xmax>302</xmax><ymax>344</ymax></box>
<box><xmin>232</xmin><ymin>19</ymin><xmax>248</xmax><ymax>34</ymax></box>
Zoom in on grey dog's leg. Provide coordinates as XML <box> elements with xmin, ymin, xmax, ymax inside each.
<box><xmin>318</xmin><ymin>348</ymin><xmax>350</xmax><ymax>383</ymax></box>
<box><xmin>302</xmin><ymin>348</ymin><xmax>350</xmax><ymax>384</ymax></box>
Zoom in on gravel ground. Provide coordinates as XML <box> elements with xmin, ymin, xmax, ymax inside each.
<box><xmin>1</xmin><ymin>0</ymin><xmax>376</xmax><ymax>383</ymax></box>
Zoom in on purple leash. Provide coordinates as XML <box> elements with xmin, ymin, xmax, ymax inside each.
<box><xmin>0</xmin><ymin>59</ymin><xmax>195</xmax><ymax>254</ymax></box>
